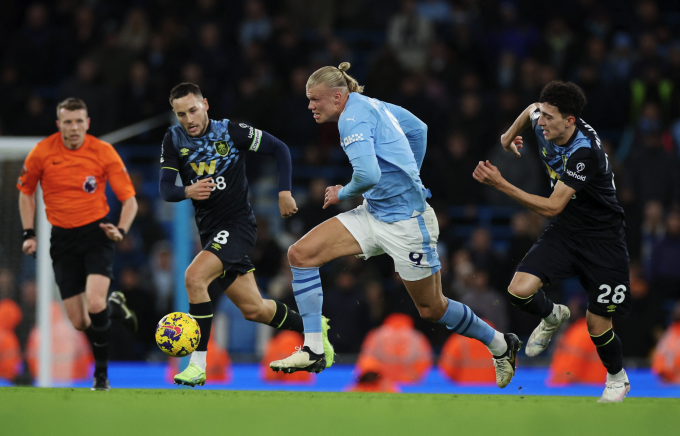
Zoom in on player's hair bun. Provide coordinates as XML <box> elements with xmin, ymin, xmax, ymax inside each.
<box><xmin>338</xmin><ymin>62</ymin><xmax>351</xmax><ymax>72</ymax></box>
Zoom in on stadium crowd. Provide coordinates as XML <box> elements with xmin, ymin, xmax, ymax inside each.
<box><xmin>1</xmin><ymin>0</ymin><xmax>680</xmax><ymax>371</ymax></box>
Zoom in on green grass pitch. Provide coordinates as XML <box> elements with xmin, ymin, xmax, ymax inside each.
<box><xmin>1</xmin><ymin>388</ymin><xmax>678</xmax><ymax>436</ymax></box>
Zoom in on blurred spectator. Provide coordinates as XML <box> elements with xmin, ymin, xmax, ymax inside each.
<box><xmin>0</xmin><ymin>268</ymin><xmax>17</xmax><ymax>300</ymax></box>
<box><xmin>364</xmin><ymin>281</ymin><xmax>386</xmax><ymax>327</ymax></box>
<box><xmin>261</xmin><ymin>331</ymin><xmax>310</xmax><ymax>383</ymax></box>
<box><xmin>0</xmin><ymin>64</ymin><xmax>28</xmax><ymax>132</ymax></box>
<box><xmin>10</xmin><ymin>3</ymin><xmax>55</xmax><ymax>86</ymax></box>
<box><xmin>90</xmin><ymin>29</ymin><xmax>137</xmax><ymax>90</ymax></box>
<box><xmin>458</xmin><ymin>269</ymin><xmax>508</xmax><ymax>333</ymax></box>
<box><xmin>648</xmin><ymin>209</ymin><xmax>680</xmax><ymax>300</ymax></box>
<box><xmin>534</xmin><ymin>18</ymin><xmax>579</xmax><ymax>78</ymax></box>
<box><xmin>432</xmin><ymin>132</ymin><xmax>482</xmax><ymax>206</ymax></box>
<box><xmin>652</xmin><ymin>302</ymin><xmax>680</xmax><ymax>383</ymax></box>
<box><xmin>322</xmin><ymin>270</ymin><xmax>372</xmax><ymax>353</ymax></box>
<box><xmin>194</xmin><ymin>23</ymin><xmax>230</xmax><ymax>84</ymax></box>
<box><xmin>416</xmin><ymin>0</ymin><xmax>451</xmax><ymax>24</ymax></box>
<box><xmin>640</xmin><ymin>200</ymin><xmax>666</xmax><ymax>272</ymax></box>
<box><xmin>284</xmin><ymin>0</ymin><xmax>335</xmax><ymax>34</ymax></box>
<box><xmin>0</xmin><ymin>298</ymin><xmax>22</xmax><ymax>380</ymax></box>
<box><xmin>148</xmin><ymin>241</ymin><xmax>174</xmax><ymax>317</ymax></box>
<box><xmin>14</xmin><ymin>95</ymin><xmax>54</xmax><ymax>136</ymax></box>
<box><xmin>59</xmin><ymin>57</ymin><xmax>116</xmax><ymax>135</ymax></box>
<box><xmin>627</xmin><ymin>130</ymin><xmax>680</xmax><ymax>209</ymax></box>
<box><xmin>240</xmin><ymin>0</ymin><xmax>272</xmax><ymax>47</ymax></box>
<box><xmin>387</xmin><ymin>0</ymin><xmax>433</xmax><ymax>72</ymax></box>
<box><xmin>348</xmin><ymin>356</ymin><xmax>400</xmax><ymax>393</ymax></box>
<box><xmin>131</xmin><ymin>196</ymin><xmax>166</xmax><ymax>254</ymax></box>
<box><xmin>117</xmin><ymin>61</ymin><xmax>162</xmax><ymax>126</ymax></box>
<box><xmin>549</xmin><ymin>317</ymin><xmax>606</xmax><ymax>385</ymax></box>
<box><xmin>356</xmin><ymin>313</ymin><xmax>432</xmax><ymax>383</ymax></box>
<box><xmin>468</xmin><ymin>228</ymin><xmax>505</xmax><ymax>291</ymax></box>
<box><xmin>118</xmin><ymin>8</ymin><xmax>151</xmax><ymax>53</ymax></box>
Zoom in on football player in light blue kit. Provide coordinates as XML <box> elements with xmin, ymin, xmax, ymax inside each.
<box><xmin>270</xmin><ymin>62</ymin><xmax>522</xmax><ymax>388</ymax></box>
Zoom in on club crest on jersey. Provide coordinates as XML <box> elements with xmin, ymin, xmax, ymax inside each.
<box><xmin>180</xmin><ymin>148</ymin><xmax>190</xmax><ymax>156</ymax></box>
<box><xmin>83</xmin><ymin>176</ymin><xmax>97</xmax><ymax>193</ymax></box>
<box><xmin>213</xmin><ymin>141</ymin><xmax>230</xmax><ymax>156</ymax></box>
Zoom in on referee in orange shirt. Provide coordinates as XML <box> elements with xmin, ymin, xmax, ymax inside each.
<box><xmin>17</xmin><ymin>98</ymin><xmax>139</xmax><ymax>390</ymax></box>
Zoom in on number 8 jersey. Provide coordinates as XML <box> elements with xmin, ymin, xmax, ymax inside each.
<box><xmin>160</xmin><ymin>119</ymin><xmax>263</xmax><ymax>232</ymax></box>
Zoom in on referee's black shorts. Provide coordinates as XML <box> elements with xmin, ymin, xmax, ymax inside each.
<box><xmin>50</xmin><ymin>218</ymin><xmax>115</xmax><ymax>300</ymax></box>
<box><xmin>516</xmin><ymin>225</ymin><xmax>632</xmax><ymax>318</ymax></box>
<box><xmin>200</xmin><ymin>214</ymin><xmax>257</xmax><ymax>297</ymax></box>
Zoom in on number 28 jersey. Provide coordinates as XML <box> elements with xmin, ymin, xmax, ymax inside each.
<box><xmin>160</xmin><ymin>119</ymin><xmax>263</xmax><ymax>233</ymax></box>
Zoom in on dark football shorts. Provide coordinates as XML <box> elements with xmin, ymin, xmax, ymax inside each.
<box><xmin>516</xmin><ymin>225</ymin><xmax>631</xmax><ymax>318</ymax></box>
<box><xmin>200</xmin><ymin>215</ymin><xmax>257</xmax><ymax>295</ymax></box>
<box><xmin>50</xmin><ymin>218</ymin><xmax>115</xmax><ymax>300</ymax></box>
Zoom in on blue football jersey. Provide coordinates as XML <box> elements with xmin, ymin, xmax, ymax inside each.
<box><xmin>338</xmin><ymin>93</ymin><xmax>429</xmax><ymax>222</ymax></box>
<box><xmin>160</xmin><ymin>119</ymin><xmax>263</xmax><ymax>232</ymax></box>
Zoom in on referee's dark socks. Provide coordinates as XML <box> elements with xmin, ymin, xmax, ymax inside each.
<box><xmin>508</xmin><ymin>288</ymin><xmax>555</xmax><ymax>318</ymax></box>
<box><xmin>85</xmin><ymin>308</ymin><xmax>111</xmax><ymax>376</ymax></box>
<box><xmin>189</xmin><ymin>301</ymin><xmax>213</xmax><ymax>352</ymax></box>
<box><xmin>590</xmin><ymin>328</ymin><xmax>623</xmax><ymax>374</ymax></box>
<box><xmin>267</xmin><ymin>301</ymin><xmax>304</xmax><ymax>333</ymax></box>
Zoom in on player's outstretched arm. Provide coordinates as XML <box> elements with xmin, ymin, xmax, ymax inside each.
<box><xmin>324</xmin><ymin>155</ymin><xmax>381</xmax><ymax>209</ymax></box>
<box><xmin>252</xmin><ymin>131</ymin><xmax>298</xmax><ymax>217</ymax></box>
<box><xmin>500</xmin><ymin>103</ymin><xmax>540</xmax><ymax>157</ymax></box>
<box><xmin>473</xmin><ymin>160</ymin><xmax>574</xmax><ymax>218</ymax></box>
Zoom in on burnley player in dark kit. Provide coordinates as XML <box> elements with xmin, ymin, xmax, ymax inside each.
<box><xmin>159</xmin><ymin>83</ymin><xmax>334</xmax><ymax>386</ymax></box>
<box><xmin>473</xmin><ymin>81</ymin><xmax>632</xmax><ymax>402</ymax></box>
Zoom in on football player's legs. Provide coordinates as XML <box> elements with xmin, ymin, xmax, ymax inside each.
<box><xmin>63</xmin><ymin>292</ymin><xmax>89</xmax><ymax>331</ymax></box>
<box><xmin>185</xmin><ymin>250</ymin><xmax>224</xmax><ymax>304</ymax></box>
<box><xmin>287</xmin><ymin>217</ymin><xmax>362</xmax><ymax>268</ymax></box>
<box><xmin>402</xmin><ymin>271</ymin><xmax>447</xmax><ymax>322</ymax></box>
<box><xmin>84</xmin><ymin>274</ymin><xmax>110</xmax><ymax>314</ymax></box>
<box><xmin>224</xmin><ymin>271</ymin><xmax>275</xmax><ymax>323</ymax></box>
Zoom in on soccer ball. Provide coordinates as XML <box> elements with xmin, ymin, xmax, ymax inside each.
<box><xmin>155</xmin><ymin>312</ymin><xmax>201</xmax><ymax>357</ymax></box>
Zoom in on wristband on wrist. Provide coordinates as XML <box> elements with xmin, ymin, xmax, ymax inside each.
<box><xmin>23</xmin><ymin>229</ymin><xmax>36</xmax><ymax>240</ymax></box>
<box><xmin>117</xmin><ymin>228</ymin><xmax>126</xmax><ymax>239</ymax></box>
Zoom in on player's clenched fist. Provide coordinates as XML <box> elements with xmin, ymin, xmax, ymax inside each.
<box><xmin>22</xmin><ymin>238</ymin><xmax>37</xmax><ymax>256</ymax></box>
<box><xmin>278</xmin><ymin>191</ymin><xmax>298</xmax><ymax>218</ymax></box>
<box><xmin>185</xmin><ymin>177</ymin><xmax>217</xmax><ymax>200</ymax></box>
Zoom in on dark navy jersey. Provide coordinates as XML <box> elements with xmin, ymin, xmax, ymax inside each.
<box><xmin>160</xmin><ymin>119</ymin><xmax>263</xmax><ymax>233</ymax></box>
<box><xmin>531</xmin><ymin>108</ymin><xmax>625</xmax><ymax>237</ymax></box>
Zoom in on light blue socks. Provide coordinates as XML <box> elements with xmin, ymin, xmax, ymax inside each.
<box><xmin>291</xmin><ymin>266</ymin><xmax>324</xmax><ymax>353</ymax></box>
<box><xmin>437</xmin><ymin>298</ymin><xmax>496</xmax><ymax>345</ymax></box>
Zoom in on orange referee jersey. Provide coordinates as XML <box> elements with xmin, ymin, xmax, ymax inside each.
<box><xmin>17</xmin><ymin>132</ymin><xmax>136</xmax><ymax>229</ymax></box>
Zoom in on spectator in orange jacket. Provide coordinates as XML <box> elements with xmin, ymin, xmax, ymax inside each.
<box><xmin>0</xmin><ymin>299</ymin><xmax>22</xmax><ymax>380</ymax></box>
<box><xmin>356</xmin><ymin>313</ymin><xmax>433</xmax><ymax>384</ymax></box>
<box><xmin>549</xmin><ymin>316</ymin><xmax>606</xmax><ymax>385</ymax></box>
<box><xmin>652</xmin><ymin>302</ymin><xmax>680</xmax><ymax>383</ymax></box>
<box><xmin>26</xmin><ymin>302</ymin><xmax>93</xmax><ymax>381</ymax></box>
<box><xmin>348</xmin><ymin>356</ymin><xmax>400</xmax><ymax>393</ymax></box>
<box><xmin>439</xmin><ymin>319</ymin><xmax>497</xmax><ymax>383</ymax></box>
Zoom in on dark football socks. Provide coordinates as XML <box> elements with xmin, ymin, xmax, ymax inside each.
<box><xmin>590</xmin><ymin>328</ymin><xmax>624</xmax><ymax>374</ymax></box>
<box><xmin>267</xmin><ymin>301</ymin><xmax>304</xmax><ymax>333</ymax></box>
<box><xmin>86</xmin><ymin>308</ymin><xmax>111</xmax><ymax>376</ymax></box>
<box><xmin>189</xmin><ymin>301</ymin><xmax>213</xmax><ymax>352</ymax></box>
<box><xmin>508</xmin><ymin>288</ymin><xmax>555</xmax><ymax>318</ymax></box>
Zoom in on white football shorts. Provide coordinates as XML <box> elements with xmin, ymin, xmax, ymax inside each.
<box><xmin>336</xmin><ymin>201</ymin><xmax>441</xmax><ymax>281</ymax></box>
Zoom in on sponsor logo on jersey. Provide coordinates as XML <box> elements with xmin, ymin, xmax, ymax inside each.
<box><xmin>342</xmin><ymin>133</ymin><xmax>364</xmax><ymax>147</ymax></box>
<box><xmin>346</xmin><ymin>116</ymin><xmax>356</xmax><ymax>122</ymax></box>
<box><xmin>577</xmin><ymin>162</ymin><xmax>585</xmax><ymax>172</ymax></box>
<box><xmin>248</xmin><ymin>128</ymin><xmax>262</xmax><ymax>152</ymax></box>
<box><xmin>83</xmin><ymin>176</ymin><xmax>97</xmax><ymax>193</ymax></box>
<box><xmin>211</xmin><ymin>242</ymin><xmax>222</xmax><ymax>251</ymax></box>
<box><xmin>190</xmin><ymin>160</ymin><xmax>217</xmax><ymax>175</ymax></box>
<box><xmin>214</xmin><ymin>141</ymin><xmax>230</xmax><ymax>156</ymax></box>
<box><xmin>180</xmin><ymin>148</ymin><xmax>190</xmax><ymax>156</ymax></box>
<box><xmin>566</xmin><ymin>169</ymin><xmax>586</xmax><ymax>181</ymax></box>
<box><xmin>239</xmin><ymin>123</ymin><xmax>249</xmax><ymax>128</ymax></box>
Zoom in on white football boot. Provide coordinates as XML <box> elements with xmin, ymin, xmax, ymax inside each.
<box><xmin>525</xmin><ymin>304</ymin><xmax>571</xmax><ymax>357</ymax></box>
<box><xmin>598</xmin><ymin>369</ymin><xmax>631</xmax><ymax>403</ymax></box>
<box><xmin>269</xmin><ymin>346</ymin><xmax>326</xmax><ymax>374</ymax></box>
